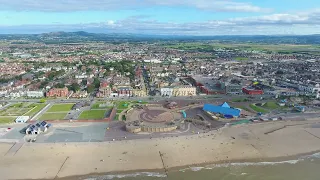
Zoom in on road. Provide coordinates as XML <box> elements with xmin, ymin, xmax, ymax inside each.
<box><xmin>0</xmin><ymin>94</ymin><xmax>274</xmax><ymax>103</ymax></box>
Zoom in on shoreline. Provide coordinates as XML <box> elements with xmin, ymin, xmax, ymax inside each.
<box><xmin>2</xmin><ymin>119</ymin><xmax>320</xmax><ymax>180</ymax></box>
<box><xmin>50</xmin><ymin>150</ymin><xmax>320</xmax><ymax>180</ymax></box>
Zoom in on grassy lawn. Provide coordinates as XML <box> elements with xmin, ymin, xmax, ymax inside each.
<box><xmin>117</xmin><ymin>109</ymin><xmax>124</xmax><ymax>113</ymax></box>
<box><xmin>249</xmin><ymin>104</ymin><xmax>269</xmax><ymax>114</ymax></box>
<box><xmin>23</xmin><ymin>104</ymin><xmax>47</xmax><ymax>117</ymax></box>
<box><xmin>117</xmin><ymin>102</ymin><xmax>130</xmax><ymax>110</ymax></box>
<box><xmin>38</xmin><ymin>113</ymin><xmax>67</xmax><ymax>120</ymax></box>
<box><xmin>91</xmin><ymin>102</ymin><xmax>113</xmax><ymax>109</ymax></box>
<box><xmin>78</xmin><ymin>110</ymin><xmax>106</xmax><ymax>119</ymax></box>
<box><xmin>46</xmin><ymin>104</ymin><xmax>74</xmax><ymax>112</ymax></box>
<box><xmin>132</xmin><ymin>101</ymin><xmax>148</xmax><ymax>104</ymax></box>
<box><xmin>235</xmin><ymin>57</ymin><xmax>249</xmax><ymax>61</ymax></box>
<box><xmin>236</xmin><ymin>106</ymin><xmax>251</xmax><ymax>112</ymax></box>
<box><xmin>0</xmin><ymin>103</ymin><xmax>37</xmax><ymax>116</ymax></box>
<box><xmin>0</xmin><ymin>116</ymin><xmax>16</xmax><ymax>124</ymax></box>
<box><xmin>263</xmin><ymin>102</ymin><xmax>279</xmax><ymax>110</ymax></box>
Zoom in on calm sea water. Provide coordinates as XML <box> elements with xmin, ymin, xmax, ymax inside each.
<box><xmin>82</xmin><ymin>152</ymin><xmax>320</xmax><ymax>180</ymax></box>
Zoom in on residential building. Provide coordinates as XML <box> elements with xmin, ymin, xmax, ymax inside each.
<box><xmin>46</xmin><ymin>88</ymin><xmax>69</xmax><ymax>97</ymax></box>
<box><xmin>26</xmin><ymin>90</ymin><xmax>44</xmax><ymax>98</ymax></box>
<box><xmin>172</xmin><ymin>86</ymin><xmax>196</xmax><ymax>96</ymax></box>
<box><xmin>132</xmin><ymin>88</ymin><xmax>147</xmax><ymax>97</ymax></box>
<box><xmin>242</xmin><ymin>87</ymin><xmax>264</xmax><ymax>95</ymax></box>
<box><xmin>161</xmin><ymin>87</ymin><xmax>173</xmax><ymax>97</ymax></box>
<box><xmin>71</xmin><ymin>91</ymin><xmax>88</xmax><ymax>98</ymax></box>
<box><xmin>223</xmin><ymin>82</ymin><xmax>242</xmax><ymax>94</ymax></box>
<box><xmin>118</xmin><ymin>87</ymin><xmax>133</xmax><ymax>97</ymax></box>
<box><xmin>96</xmin><ymin>81</ymin><xmax>112</xmax><ymax>98</ymax></box>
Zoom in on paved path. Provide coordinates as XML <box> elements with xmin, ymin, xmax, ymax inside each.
<box><xmin>0</xmin><ymin>103</ymin><xmax>11</xmax><ymax>111</ymax></box>
<box><xmin>31</xmin><ymin>103</ymin><xmax>51</xmax><ymax>121</ymax></box>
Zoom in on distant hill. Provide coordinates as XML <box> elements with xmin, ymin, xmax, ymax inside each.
<box><xmin>0</xmin><ymin>31</ymin><xmax>319</xmax><ymax>44</ymax></box>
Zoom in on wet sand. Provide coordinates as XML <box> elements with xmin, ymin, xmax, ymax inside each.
<box><xmin>2</xmin><ymin>119</ymin><xmax>320</xmax><ymax>180</ymax></box>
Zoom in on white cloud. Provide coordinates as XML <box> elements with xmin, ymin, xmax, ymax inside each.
<box><xmin>0</xmin><ymin>0</ymin><xmax>269</xmax><ymax>12</ymax></box>
<box><xmin>107</xmin><ymin>20</ymin><xmax>115</xmax><ymax>25</ymax></box>
<box><xmin>1</xmin><ymin>9</ymin><xmax>320</xmax><ymax>35</ymax></box>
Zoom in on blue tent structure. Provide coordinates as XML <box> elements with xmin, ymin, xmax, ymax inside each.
<box><xmin>220</xmin><ymin>102</ymin><xmax>231</xmax><ymax>108</ymax></box>
<box><xmin>203</xmin><ymin>104</ymin><xmax>241</xmax><ymax>117</ymax></box>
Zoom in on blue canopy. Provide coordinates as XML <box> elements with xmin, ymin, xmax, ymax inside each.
<box><xmin>220</xmin><ymin>102</ymin><xmax>231</xmax><ymax>108</ymax></box>
<box><xmin>203</xmin><ymin>104</ymin><xmax>240</xmax><ymax>117</ymax></box>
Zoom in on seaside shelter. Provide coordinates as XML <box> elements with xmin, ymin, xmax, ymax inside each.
<box><xmin>203</xmin><ymin>103</ymin><xmax>241</xmax><ymax>118</ymax></box>
<box><xmin>15</xmin><ymin>116</ymin><xmax>30</xmax><ymax>123</ymax></box>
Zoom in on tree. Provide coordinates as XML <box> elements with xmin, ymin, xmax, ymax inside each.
<box><xmin>54</xmin><ymin>83</ymin><xmax>65</xmax><ymax>88</ymax></box>
<box><xmin>81</xmin><ymin>79</ymin><xmax>87</xmax><ymax>86</ymax></box>
<box><xmin>68</xmin><ymin>83</ymin><xmax>80</xmax><ymax>92</ymax></box>
<box><xmin>87</xmin><ymin>84</ymin><xmax>95</xmax><ymax>93</ymax></box>
<box><xmin>93</xmin><ymin>78</ymin><xmax>100</xmax><ymax>89</ymax></box>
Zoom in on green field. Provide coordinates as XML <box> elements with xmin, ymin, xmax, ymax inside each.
<box><xmin>23</xmin><ymin>104</ymin><xmax>47</xmax><ymax>117</ymax></box>
<box><xmin>249</xmin><ymin>104</ymin><xmax>269</xmax><ymax>114</ymax></box>
<box><xmin>117</xmin><ymin>102</ymin><xmax>130</xmax><ymax>110</ymax></box>
<box><xmin>117</xmin><ymin>109</ymin><xmax>124</xmax><ymax>113</ymax></box>
<box><xmin>38</xmin><ymin>113</ymin><xmax>67</xmax><ymax>120</ymax></box>
<box><xmin>78</xmin><ymin>110</ymin><xmax>106</xmax><ymax>119</ymax></box>
<box><xmin>132</xmin><ymin>101</ymin><xmax>148</xmax><ymax>104</ymax></box>
<box><xmin>235</xmin><ymin>57</ymin><xmax>249</xmax><ymax>61</ymax></box>
<box><xmin>91</xmin><ymin>102</ymin><xmax>113</xmax><ymax>109</ymax></box>
<box><xmin>236</xmin><ymin>106</ymin><xmax>251</xmax><ymax>112</ymax></box>
<box><xmin>46</xmin><ymin>104</ymin><xmax>74</xmax><ymax>112</ymax></box>
<box><xmin>0</xmin><ymin>116</ymin><xmax>16</xmax><ymax>124</ymax></box>
<box><xmin>163</xmin><ymin>42</ymin><xmax>320</xmax><ymax>54</ymax></box>
<box><xmin>263</xmin><ymin>102</ymin><xmax>279</xmax><ymax>110</ymax></box>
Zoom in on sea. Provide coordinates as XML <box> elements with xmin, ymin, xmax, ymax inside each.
<box><xmin>77</xmin><ymin>152</ymin><xmax>320</xmax><ymax>180</ymax></box>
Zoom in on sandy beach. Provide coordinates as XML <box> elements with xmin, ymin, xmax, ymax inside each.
<box><xmin>1</xmin><ymin>119</ymin><xmax>320</xmax><ymax>180</ymax></box>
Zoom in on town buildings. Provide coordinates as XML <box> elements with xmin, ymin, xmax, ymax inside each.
<box><xmin>172</xmin><ymin>86</ymin><xmax>196</xmax><ymax>96</ymax></box>
<box><xmin>242</xmin><ymin>87</ymin><xmax>264</xmax><ymax>95</ymax></box>
<box><xmin>46</xmin><ymin>88</ymin><xmax>69</xmax><ymax>97</ymax></box>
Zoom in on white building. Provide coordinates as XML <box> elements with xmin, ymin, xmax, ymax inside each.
<box><xmin>161</xmin><ymin>87</ymin><xmax>173</xmax><ymax>97</ymax></box>
<box><xmin>0</xmin><ymin>90</ymin><xmax>8</xmax><ymax>97</ymax></box>
<box><xmin>75</xmin><ymin>74</ymin><xmax>88</xmax><ymax>79</ymax></box>
<box><xmin>26</xmin><ymin>91</ymin><xmax>44</xmax><ymax>98</ymax></box>
<box><xmin>15</xmin><ymin>116</ymin><xmax>30</xmax><ymax>123</ymax></box>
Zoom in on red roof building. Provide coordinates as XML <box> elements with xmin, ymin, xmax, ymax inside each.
<box><xmin>242</xmin><ymin>87</ymin><xmax>263</xmax><ymax>95</ymax></box>
<box><xmin>46</xmin><ymin>88</ymin><xmax>69</xmax><ymax>97</ymax></box>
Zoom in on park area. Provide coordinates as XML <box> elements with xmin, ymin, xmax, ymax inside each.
<box><xmin>250</xmin><ymin>104</ymin><xmax>269</xmax><ymax>114</ymax></box>
<box><xmin>37</xmin><ymin>103</ymin><xmax>74</xmax><ymax>121</ymax></box>
<box><xmin>0</xmin><ymin>103</ymin><xmax>47</xmax><ymax>123</ymax></box>
<box><xmin>46</xmin><ymin>104</ymin><xmax>74</xmax><ymax>112</ymax></box>
<box><xmin>0</xmin><ymin>117</ymin><xmax>17</xmax><ymax>124</ymax></box>
<box><xmin>262</xmin><ymin>102</ymin><xmax>280</xmax><ymax>110</ymax></box>
<box><xmin>78</xmin><ymin>110</ymin><xmax>106</xmax><ymax>120</ymax></box>
<box><xmin>0</xmin><ymin>103</ymin><xmax>45</xmax><ymax>116</ymax></box>
<box><xmin>38</xmin><ymin>113</ymin><xmax>67</xmax><ymax>121</ymax></box>
<box><xmin>91</xmin><ymin>101</ymin><xmax>113</xmax><ymax>109</ymax></box>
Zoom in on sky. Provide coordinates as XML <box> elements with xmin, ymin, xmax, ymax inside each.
<box><xmin>0</xmin><ymin>0</ymin><xmax>320</xmax><ymax>35</ymax></box>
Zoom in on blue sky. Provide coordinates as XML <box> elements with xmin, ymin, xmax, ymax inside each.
<box><xmin>0</xmin><ymin>0</ymin><xmax>319</xmax><ymax>35</ymax></box>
